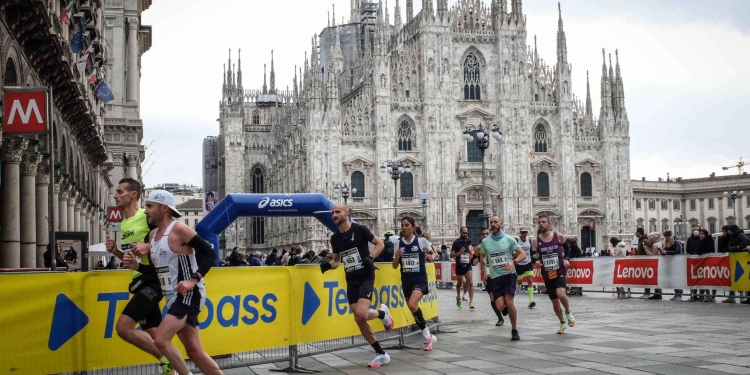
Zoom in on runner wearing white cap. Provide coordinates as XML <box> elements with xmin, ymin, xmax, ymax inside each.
<box><xmin>514</xmin><ymin>226</ymin><xmax>536</xmax><ymax>309</ymax></box>
<box><xmin>123</xmin><ymin>190</ymin><xmax>222</xmax><ymax>375</ymax></box>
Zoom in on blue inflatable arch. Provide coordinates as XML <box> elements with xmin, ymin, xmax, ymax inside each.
<box><xmin>195</xmin><ymin>193</ymin><xmax>339</xmax><ymax>265</ymax></box>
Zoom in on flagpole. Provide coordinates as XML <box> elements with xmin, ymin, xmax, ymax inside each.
<box><xmin>47</xmin><ymin>86</ymin><xmax>56</xmax><ymax>271</ymax></box>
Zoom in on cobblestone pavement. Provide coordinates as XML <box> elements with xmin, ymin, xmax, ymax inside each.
<box><xmin>221</xmin><ymin>288</ymin><xmax>750</xmax><ymax>375</ymax></box>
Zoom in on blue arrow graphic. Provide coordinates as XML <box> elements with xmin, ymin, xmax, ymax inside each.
<box><xmin>48</xmin><ymin>294</ymin><xmax>89</xmax><ymax>351</ymax></box>
<box><xmin>302</xmin><ymin>282</ymin><xmax>320</xmax><ymax>326</ymax></box>
<box><xmin>735</xmin><ymin>261</ymin><xmax>745</xmax><ymax>283</ymax></box>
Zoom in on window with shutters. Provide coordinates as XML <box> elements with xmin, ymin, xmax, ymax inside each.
<box><xmin>580</xmin><ymin>173</ymin><xmax>592</xmax><ymax>197</ymax></box>
<box><xmin>537</xmin><ymin>172</ymin><xmax>550</xmax><ymax>197</ymax></box>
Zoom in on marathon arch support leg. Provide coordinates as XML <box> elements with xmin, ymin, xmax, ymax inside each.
<box><xmin>195</xmin><ymin>193</ymin><xmax>339</xmax><ymax>265</ymax></box>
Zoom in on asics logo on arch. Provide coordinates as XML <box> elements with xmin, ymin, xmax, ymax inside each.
<box><xmin>258</xmin><ymin>197</ymin><xmax>293</xmax><ymax>209</ymax></box>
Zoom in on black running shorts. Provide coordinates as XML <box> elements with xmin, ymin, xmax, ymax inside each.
<box><xmin>167</xmin><ymin>301</ymin><xmax>201</xmax><ymax>328</ymax></box>
<box><xmin>487</xmin><ymin>273</ymin><xmax>517</xmax><ymax>298</ymax></box>
<box><xmin>120</xmin><ymin>285</ymin><xmax>163</xmax><ymax>330</ymax></box>
<box><xmin>544</xmin><ymin>276</ymin><xmax>567</xmax><ymax>300</ymax></box>
<box><xmin>403</xmin><ymin>281</ymin><xmax>429</xmax><ymax>300</ymax></box>
<box><xmin>346</xmin><ymin>277</ymin><xmax>375</xmax><ymax>305</ymax></box>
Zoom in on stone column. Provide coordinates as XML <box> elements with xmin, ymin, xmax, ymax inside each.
<box><xmin>127</xmin><ymin>17</ymin><xmax>139</xmax><ymax>102</ymax></box>
<box><xmin>88</xmin><ymin>206</ymin><xmax>97</xmax><ymax>244</ymax></box>
<box><xmin>59</xmin><ymin>184</ymin><xmax>69</xmax><ymax>232</ymax></box>
<box><xmin>67</xmin><ymin>190</ymin><xmax>76</xmax><ymax>232</ymax></box>
<box><xmin>36</xmin><ymin>165</ymin><xmax>51</xmax><ymax>267</ymax></box>
<box><xmin>126</xmin><ymin>153</ymin><xmax>139</xmax><ymax>180</ymax></box>
<box><xmin>0</xmin><ymin>138</ymin><xmax>28</xmax><ymax>268</ymax></box>
<box><xmin>74</xmin><ymin>196</ymin><xmax>82</xmax><ymax>232</ymax></box>
<box><xmin>52</xmin><ymin>177</ymin><xmax>61</xmax><ymax>231</ymax></box>
<box><xmin>20</xmin><ymin>153</ymin><xmax>42</xmax><ymax>268</ymax></box>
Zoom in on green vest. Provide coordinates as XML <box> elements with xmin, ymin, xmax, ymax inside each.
<box><xmin>120</xmin><ymin>208</ymin><xmax>151</xmax><ymax>279</ymax></box>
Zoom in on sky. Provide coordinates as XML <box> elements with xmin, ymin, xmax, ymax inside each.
<box><xmin>139</xmin><ymin>0</ymin><xmax>750</xmax><ymax>188</ymax></box>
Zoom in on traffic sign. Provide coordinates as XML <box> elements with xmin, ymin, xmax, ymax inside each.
<box><xmin>3</xmin><ymin>88</ymin><xmax>48</xmax><ymax>134</ymax></box>
<box><xmin>107</xmin><ymin>207</ymin><xmax>123</xmax><ymax>223</ymax></box>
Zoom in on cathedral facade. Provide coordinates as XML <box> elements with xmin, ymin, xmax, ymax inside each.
<box><xmin>205</xmin><ymin>0</ymin><xmax>634</xmax><ymax>253</ymax></box>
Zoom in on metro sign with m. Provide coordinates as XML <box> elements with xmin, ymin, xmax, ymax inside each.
<box><xmin>107</xmin><ymin>207</ymin><xmax>124</xmax><ymax>223</ymax></box>
<box><xmin>3</xmin><ymin>89</ymin><xmax>48</xmax><ymax>134</ymax></box>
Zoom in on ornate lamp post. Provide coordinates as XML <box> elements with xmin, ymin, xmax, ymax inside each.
<box><xmin>381</xmin><ymin>160</ymin><xmax>410</xmax><ymax>233</ymax></box>
<box><xmin>723</xmin><ymin>190</ymin><xmax>744</xmax><ymax>224</ymax></box>
<box><xmin>463</xmin><ymin>122</ymin><xmax>502</xmax><ymax>227</ymax></box>
<box><xmin>333</xmin><ymin>183</ymin><xmax>356</xmax><ymax>205</ymax></box>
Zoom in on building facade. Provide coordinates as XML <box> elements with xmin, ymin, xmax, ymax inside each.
<box><xmin>632</xmin><ymin>173</ymin><xmax>750</xmax><ymax>240</ymax></box>
<box><xmin>206</xmin><ymin>0</ymin><xmax>634</xmax><ymax>253</ymax></box>
<box><xmin>0</xmin><ymin>0</ymin><xmax>151</xmax><ymax>268</ymax></box>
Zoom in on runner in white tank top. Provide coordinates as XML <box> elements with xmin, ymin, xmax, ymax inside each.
<box><xmin>124</xmin><ymin>190</ymin><xmax>222</xmax><ymax>375</ymax></box>
<box><xmin>514</xmin><ymin>227</ymin><xmax>536</xmax><ymax>309</ymax></box>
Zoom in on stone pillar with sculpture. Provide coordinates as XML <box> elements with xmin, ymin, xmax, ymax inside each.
<box><xmin>20</xmin><ymin>152</ymin><xmax>42</xmax><ymax>268</ymax></box>
<box><xmin>126</xmin><ymin>153</ymin><xmax>139</xmax><ymax>180</ymax></box>
<box><xmin>0</xmin><ymin>138</ymin><xmax>28</xmax><ymax>268</ymax></box>
<box><xmin>67</xmin><ymin>188</ymin><xmax>77</xmax><ymax>232</ymax></box>
<box><xmin>74</xmin><ymin>195</ymin><xmax>83</xmax><ymax>232</ymax></box>
<box><xmin>36</xmin><ymin>165</ymin><xmax>51</xmax><ymax>267</ymax></box>
<box><xmin>127</xmin><ymin>17</ymin><xmax>140</xmax><ymax>103</ymax></box>
<box><xmin>58</xmin><ymin>183</ymin><xmax>69</xmax><ymax>232</ymax></box>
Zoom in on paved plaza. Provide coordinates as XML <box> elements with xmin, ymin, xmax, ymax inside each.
<box><xmin>223</xmin><ymin>288</ymin><xmax>750</xmax><ymax>375</ymax></box>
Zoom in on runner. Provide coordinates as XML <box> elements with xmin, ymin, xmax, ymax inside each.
<box><xmin>105</xmin><ymin>178</ymin><xmax>173</xmax><ymax>375</ymax></box>
<box><xmin>451</xmin><ymin>227</ymin><xmax>475</xmax><ymax>308</ymax></box>
<box><xmin>391</xmin><ymin>216</ymin><xmax>437</xmax><ymax>351</ymax></box>
<box><xmin>535</xmin><ymin>215</ymin><xmax>577</xmax><ymax>334</ymax></box>
<box><xmin>479</xmin><ymin>216</ymin><xmax>526</xmax><ymax>341</ymax></box>
<box><xmin>320</xmin><ymin>203</ymin><xmax>394</xmax><ymax>368</ymax></box>
<box><xmin>124</xmin><ymin>190</ymin><xmax>222</xmax><ymax>375</ymax></box>
<box><xmin>476</xmin><ymin>227</ymin><xmax>505</xmax><ymax>326</ymax></box>
<box><xmin>514</xmin><ymin>227</ymin><xmax>536</xmax><ymax>309</ymax></box>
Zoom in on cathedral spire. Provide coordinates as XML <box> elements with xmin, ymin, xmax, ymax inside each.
<box><xmin>406</xmin><ymin>0</ymin><xmax>413</xmax><ymax>22</ymax></box>
<box><xmin>437</xmin><ymin>0</ymin><xmax>447</xmax><ymax>20</ymax></box>
<box><xmin>237</xmin><ymin>48</ymin><xmax>243</xmax><ymax>92</ymax></box>
<box><xmin>615</xmin><ymin>49</ymin><xmax>626</xmax><ymax>119</ymax></box>
<box><xmin>423</xmin><ymin>0</ymin><xmax>433</xmax><ymax>18</ymax></box>
<box><xmin>332</xmin><ymin>4</ymin><xmax>336</xmax><ymax>26</ymax></box>
<box><xmin>327</xmin><ymin>30</ymin><xmax>342</xmax><ymax>104</ymax></box>
<box><xmin>511</xmin><ymin>0</ymin><xmax>522</xmax><ymax>15</ymax></box>
<box><xmin>556</xmin><ymin>2</ymin><xmax>567</xmax><ymax>66</ymax></box>
<box><xmin>270</xmin><ymin>50</ymin><xmax>276</xmax><ymax>94</ymax></box>
<box><xmin>226</xmin><ymin>49</ymin><xmax>232</xmax><ymax>89</ymax></box>
<box><xmin>262</xmin><ymin>64</ymin><xmax>268</xmax><ymax>94</ymax></box>
<box><xmin>585</xmin><ymin>70</ymin><xmax>593</xmax><ymax>122</ymax></box>
<box><xmin>395</xmin><ymin>0</ymin><xmax>402</xmax><ymax>29</ymax></box>
<box><xmin>293</xmin><ymin>64</ymin><xmax>298</xmax><ymax>102</ymax></box>
<box><xmin>222</xmin><ymin>63</ymin><xmax>226</xmax><ymax>89</ymax></box>
<box><xmin>500</xmin><ymin>0</ymin><xmax>507</xmax><ymax>14</ymax></box>
<box><xmin>351</xmin><ymin>0</ymin><xmax>360</xmax><ymax>23</ymax></box>
<box><xmin>600</xmin><ymin>49</ymin><xmax>612</xmax><ymax>116</ymax></box>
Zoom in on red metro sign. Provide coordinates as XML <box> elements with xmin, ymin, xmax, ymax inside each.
<box><xmin>3</xmin><ymin>89</ymin><xmax>48</xmax><ymax>134</ymax></box>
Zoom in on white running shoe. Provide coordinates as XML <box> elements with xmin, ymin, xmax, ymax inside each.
<box><xmin>422</xmin><ymin>335</ymin><xmax>437</xmax><ymax>351</ymax></box>
<box><xmin>380</xmin><ymin>304</ymin><xmax>393</xmax><ymax>332</ymax></box>
<box><xmin>368</xmin><ymin>353</ymin><xmax>390</xmax><ymax>368</ymax></box>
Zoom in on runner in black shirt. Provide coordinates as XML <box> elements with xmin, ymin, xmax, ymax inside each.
<box><xmin>320</xmin><ymin>203</ymin><xmax>393</xmax><ymax>368</ymax></box>
<box><xmin>451</xmin><ymin>227</ymin><xmax>475</xmax><ymax>308</ymax></box>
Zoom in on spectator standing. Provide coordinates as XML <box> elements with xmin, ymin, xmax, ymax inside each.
<box><xmin>266</xmin><ymin>248</ymin><xmax>279</xmax><ymax>266</ymax></box>
<box><xmin>237</xmin><ymin>253</ymin><xmax>250</xmax><ymax>266</ymax></box>
<box><xmin>610</xmin><ymin>237</ymin><xmax>628</xmax><ymax>298</ymax></box>
<box><xmin>281</xmin><ymin>249</ymin><xmax>290</xmax><ymax>266</ymax></box>
<box><xmin>685</xmin><ymin>225</ymin><xmax>703</xmax><ymax>301</ymax></box>
<box><xmin>287</xmin><ymin>245</ymin><xmax>303</xmax><ymax>266</ymax></box>
<box><xmin>697</xmin><ymin>229</ymin><xmax>716</xmax><ymax>301</ymax></box>
<box><xmin>660</xmin><ymin>231</ymin><xmax>683</xmax><ymax>301</ymax></box>
<box><xmin>374</xmin><ymin>230</ymin><xmax>396</xmax><ymax>263</ymax></box>
<box><xmin>644</xmin><ymin>232</ymin><xmax>664</xmax><ymax>300</ymax></box>
<box><xmin>727</xmin><ymin>225</ymin><xmax>750</xmax><ymax>304</ymax></box>
<box><xmin>228</xmin><ymin>247</ymin><xmax>241</xmax><ymax>266</ymax></box>
<box><xmin>249</xmin><ymin>251</ymin><xmax>263</xmax><ymax>266</ymax></box>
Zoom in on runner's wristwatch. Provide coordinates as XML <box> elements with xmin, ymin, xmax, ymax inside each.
<box><xmin>191</xmin><ymin>272</ymin><xmax>202</xmax><ymax>281</ymax></box>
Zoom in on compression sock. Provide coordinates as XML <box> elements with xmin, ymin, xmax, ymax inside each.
<box><xmin>377</xmin><ymin>310</ymin><xmax>385</xmax><ymax>319</ymax></box>
<box><xmin>159</xmin><ymin>356</ymin><xmax>169</xmax><ymax>364</ymax></box>
<box><xmin>528</xmin><ymin>287</ymin><xmax>534</xmax><ymax>302</ymax></box>
<box><xmin>491</xmin><ymin>299</ymin><xmax>503</xmax><ymax>319</ymax></box>
<box><xmin>413</xmin><ymin>307</ymin><xmax>427</xmax><ymax>330</ymax></box>
<box><xmin>371</xmin><ymin>341</ymin><xmax>385</xmax><ymax>355</ymax></box>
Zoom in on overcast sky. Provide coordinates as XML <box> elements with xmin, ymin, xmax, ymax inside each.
<box><xmin>140</xmin><ymin>0</ymin><xmax>750</xmax><ymax>188</ymax></box>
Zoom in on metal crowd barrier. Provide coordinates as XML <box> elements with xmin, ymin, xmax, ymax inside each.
<box><xmin>64</xmin><ymin>318</ymin><xmax>440</xmax><ymax>375</ymax></box>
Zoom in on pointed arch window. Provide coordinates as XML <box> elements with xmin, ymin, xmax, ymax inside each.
<box><xmin>534</xmin><ymin>124</ymin><xmax>548</xmax><ymax>153</ymax></box>
<box><xmin>251</xmin><ymin>166</ymin><xmax>265</xmax><ymax>244</ymax></box>
<box><xmin>351</xmin><ymin>171</ymin><xmax>365</xmax><ymax>197</ymax></box>
<box><xmin>4</xmin><ymin>58</ymin><xmax>17</xmax><ymax>86</ymax></box>
<box><xmin>252</xmin><ymin>110</ymin><xmax>260</xmax><ymax>125</ymax></box>
<box><xmin>537</xmin><ymin>172</ymin><xmax>550</xmax><ymax>197</ymax></box>
<box><xmin>400</xmin><ymin>172</ymin><xmax>414</xmax><ymax>198</ymax></box>
<box><xmin>580</xmin><ymin>172</ymin><xmax>592</xmax><ymax>197</ymax></box>
<box><xmin>397</xmin><ymin>120</ymin><xmax>413</xmax><ymax>151</ymax></box>
<box><xmin>463</xmin><ymin>53</ymin><xmax>481</xmax><ymax>100</ymax></box>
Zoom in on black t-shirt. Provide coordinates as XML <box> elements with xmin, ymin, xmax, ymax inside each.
<box><xmin>331</xmin><ymin>223</ymin><xmax>375</xmax><ymax>282</ymax></box>
<box><xmin>451</xmin><ymin>237</ymin><xmax>473</xmax><ymax>273</ymax></box>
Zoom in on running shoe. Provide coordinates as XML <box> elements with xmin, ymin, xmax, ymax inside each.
<box><xmin>462</xmin><ymin>295</ymin><xmax>469</xmax><ymax>301</ymax></box>
<box><xmin>496</xmin><ymin>317</ymin><xmax>504</xmax><ymax>326</ymax></box>
<box><xmin>456</xmin><ymin>297</ymin><xmax>462</xmax><ymax>308</ymax></box>
<box><xmin>528</xmin><ymin>301</ymin><xmax>536</xmax><ymax>309</ymax></box>
<box><xmin>566</xmin><ymin>312</ymin><xmax>576</xmax><ymax>327</ymax></box>
<box><xmin>380</xmin><ymin>304</ymin><xmax>393</xmax><ymax>331</ymax></box>
<box><xmin>511</xmin><ymin>329</ymin><xmax>520</xmax><ymax>341</ymax></box>
<box><xmin>469</xmin><ymin>302</ymin><xmax>475</xmax><ymax>309</ymax></box>
<box><xmin>557</xmin><ymin>321</ymin><xmax>567</xmax><ymax>334</ymax></box>
<box><xmin>160</xmin><ymin>361</ymin><xmax>175</xmax><ymax>375</ymax></box>
<box><xmin>422</xmin><ymin>335</ymin><xmax>437</xmax><ymax>351</ymax></box>
<box><xmin>722</xmin><ymin>298</ymin><xmax>735</xmax><ymax>304</ymax></box>
<box><xmin>368</xmin><ymin>353</ymin><xmax>390</xmax><ymax>368</ymax></box>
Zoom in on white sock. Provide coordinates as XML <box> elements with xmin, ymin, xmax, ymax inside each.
<box><xmin>422</xmin><ymin>327</ymin><xmax>431</xmax><ymax>341</ymax></box>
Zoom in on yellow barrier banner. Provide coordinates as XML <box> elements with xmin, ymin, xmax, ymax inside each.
<box><xmin>730</xmin><ymin>252</ymin><xmax>750</xmax><ymax>292</ymax></box>
<box><xmin>291</xmin><ymin>263</ymin><xmax>439</xmax><ymax>344</ymax></box>
<box><xmin>0</xmin><ymin>264</ymin><xmax>439</xmax><ymax>374</ymax></box>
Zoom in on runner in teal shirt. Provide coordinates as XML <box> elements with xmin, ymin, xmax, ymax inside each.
<box><xmin>479</xmin><ymin>215</ymin><xmax>526</xmax><ymax>341</ymax></box>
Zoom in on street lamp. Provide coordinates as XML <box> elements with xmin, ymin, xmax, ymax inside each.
<box><xmin>723</xmin><ymin>190</ymin><xmax>744</xmax><ymax>223</ymax></box>
<box><xmin>381</xmin><ymin>160</ymin><xmax>410</xmax><ymax>233</ymax></box>
<box><xmin>333</xmin><ymin>182</ymin><xmax>356</xmax><ymax>205</ymax></box>
<box><xmin>463</xmin><ymin>122</ymin><xmax>502</xmax><ymax>227</ymax></box>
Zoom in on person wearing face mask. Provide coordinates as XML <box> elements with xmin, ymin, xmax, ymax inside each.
<box><xmin>685</xmin><ymin>226</ymin><xmax>703</xmax><ymax>301</ymax></box>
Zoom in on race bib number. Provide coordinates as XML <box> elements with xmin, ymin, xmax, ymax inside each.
<box><xmin>341</xmin><ymin>248</ymin><xmax>363</xmax><ymax>273</ymax></box>
<box><xmin>490</xmin><ymin>253</ymin><xmax>509</xmax><ymax>271</ymax></box>
<box><xmin>401</xmin><ymin>253</ymin><xmax>419</xmax><ymax>273</ymax></box>
<box><xmin>156</xmin><ymin>266</ymin><xmax>174</xmax><ymax>301</ymax></box>
<box><xmin>542</xmin><ymin>253</ymin><xmax>559</xmax><ymax>270</ymax></box>
<box><xmin>460</xmin><ymin>253</ymin><xmax>470</xmax><ymax>264</ymax></box>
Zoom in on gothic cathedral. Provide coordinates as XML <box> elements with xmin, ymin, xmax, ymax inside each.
<box><xmin>204</xmin><ymin>0</ymin><xmax>634</xmax><ymax>253</ymax></box>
